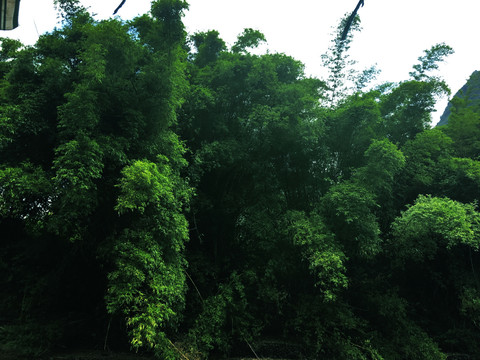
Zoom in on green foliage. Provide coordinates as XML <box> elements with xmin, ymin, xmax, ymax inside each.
<box><xmin>381</xmin><ymin>79</ymin><xmax>449</xmax><ymax>145</ymax></box>
<box><xmin>106</xmin><ymin>229</ymin><xmax>187</xmax><ymax>349</ymax></box>
<box><xmin>0</xmin><ymin>3</ymin><xmax>475</xmax><ymax>359</ymax></box>
<box><xmin>0</xmin><ymin>163</ymin><xmax>51</xmax><ymax>221</ymax></box>
<box><xmin>442</xmin><ymin>96</ymin><xmax>480</xmax><ymax>159</ymax></box>
<box><xmin>186</xmin><ymin>272</ymin><xmax>260</xmax><ymax>357</ymax></box>
<box><xmin>446</xmin><ymin>157</ymin><xmax>480</xmax><ymax>193</ymax></box>
<box><xmin>461</xmin><ymin>286</ymin><xmax>480</xmax><ymax>320</ymax></box>
<box><xmin>52</xmin><ymin>135</ymin><xmax>104</xmax><ymax>240</ymax></box>
<box><xmin>324</xmin><ymin>94</ymin><xmax>384</xmax><ymax>179</ymax></box>
<box><xmin>410</xmin><ymin>43</ymin><xmax>454</xmax><ymax>81</ymax></box>
<box><xmin>320</xmin><ymin>14</ymin><xmax>380</xmax><ymax>106</ymax></box>
<box><xmin>0</xmin><ymin>321</ymin><xmax>64</xmax><ymax>357</ymax></box>
<box><xmin>0</xmin><ymin>0</ymin><xmax>191</xmax><ymax>356</ymax></box>
<box><xmin>231</xmin><ymin>28</ymin><xmax>266</xmax><ymax>54</ymax></box>
<box><xmin>320</xmin><ymin>14</ymin><xmax>362</xmax><ymax>105</ymax></box>
<box><xmin>190</xmin><ymin>30</ymin><xmax>226</xmax><ymax>67</ymax></box>
<box><xmin>402</xmin><ymin>129</ymin><xmax>453</xmax><ymax>186</ymax></box>
<box><xmin>321</xmin><ymin>181</ymin><xmax>381</xmax><ymax>259</ymax></box>
<box><xmin>54</xmin><ymin>0</ymin><xmax>85</xmax><ymax>20</ymax></box>
<box><xmin>178</xmin><ymin>22</ymin><xmax>460</xmax><ymax>358</ymax></box>
<box><xmin>392</xmin><ymin>195</ymin><xmax>480</xmax><ymax>261</ymax></box>
<box><xmin>355</xmin><ymin>138</ymin><xmax>405</xmax><ymax>194</ymax></box>
<box><xmin>376</xmin><ymin>44</ymin><xmax>453</xmax><ymax>146</ymax></box>
<box><xmin>288</xmin><ymin>211</ymin><xmax>348</xmax><ymax>301</ymax></box>
<box><xmin>115</xmin><ymin>158</ymin><xmax>189</xmax><ymax>216</ymax></box>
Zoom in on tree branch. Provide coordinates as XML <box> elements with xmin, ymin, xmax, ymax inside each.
<box><xmin>113</xmin><ymin>0</ymin><xmax>126</xmax><ymax>15</ymax></box>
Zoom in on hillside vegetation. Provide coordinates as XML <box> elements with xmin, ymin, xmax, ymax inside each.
<box><xmin>1</xmin><ymin>1</ymin><xmax>480</xmax><ymax>359</ymax></box>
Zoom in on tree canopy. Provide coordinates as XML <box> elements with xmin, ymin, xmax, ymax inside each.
<box><xmin>1</xmin><ymin>1</ymin><xmax>479</xmax><ymax>359</ymax></box>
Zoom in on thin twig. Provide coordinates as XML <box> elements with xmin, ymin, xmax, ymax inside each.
<box><xmin>185</xmin><ymin>270</ymin><xmax>204</xmax><ymax>302</ymax></box>
<box><xmin>244</xmin><ymin>338</ymin><xmax>261</xmax><ymax>360</ymax></box>
<box><xmin>192</xmin><ymin>212</ymin><xmax>204</xmax><ymax>243</ymax></box>
<box><xmin>168</xmin><ymin>339</ymin><xmax>190</xmax><ymax>360</ymax></box>
<box><xmin>104</xmin><ymin>317</ymin><xmax>112</xmax><ymax>351</ymax></box>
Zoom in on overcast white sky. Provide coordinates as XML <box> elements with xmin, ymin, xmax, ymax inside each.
<box><xmin>3</xmin><ymin>0</ymin><xmax>480</xmax><ymax>124</ymax></box>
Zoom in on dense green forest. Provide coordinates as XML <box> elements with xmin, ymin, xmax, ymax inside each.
<box><xmin>1</xmin><ymin>1</ymin><xmax>480</xmax><ymax>359</ymax></box>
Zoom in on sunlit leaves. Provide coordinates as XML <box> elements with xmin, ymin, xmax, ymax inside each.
<box><xmin>116</xmin><ymin>159</ymin><xmax>175</xmax><ymax>215</ymax></box>
<box><xmin>106</xmin><ymin>229</ymin><xmax>186</xmax><ymax>350</ymax></box>
<box><xmin>288</xmin><ymin>211</ymin><xmax>348</xmax><ymax>301</ymax></box>
<box><xmin>102</xmin><ymin>1</ymin><xmax>191</xmax><ymax>351</ymax></box>
<box><xmin>0</xmin><ymin>0</ymin><xmax>192</xmax><ymax>354</ymax></box>
<box><xmin>0</xmin><ymin>2</ymin><xmax>475</xmax><ymax>358</ymax></box>
<box><xmin>392</xmin><ymin>195</ymin><xmax>480</xmax><ymax>261</ymax></box>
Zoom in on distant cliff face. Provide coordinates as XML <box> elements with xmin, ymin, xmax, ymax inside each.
<box><xmin>437</xmin><ymin>70</ymin><xmax>480</xmax><ymax>126</ymax></box>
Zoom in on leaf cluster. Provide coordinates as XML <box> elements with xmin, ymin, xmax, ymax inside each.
<box><xmin>2</xmin><ymin>5</ymin><xmax>480</xmax><ymax>360</ymax></box>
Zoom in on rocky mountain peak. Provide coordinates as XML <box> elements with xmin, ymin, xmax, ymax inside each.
<box><xmin>437</xmin><ymin>70</ymin><xmax>480</xmax><ymax>126</ymax></box>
